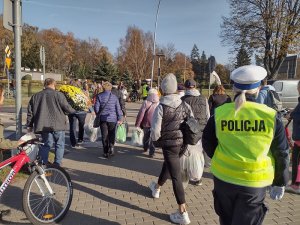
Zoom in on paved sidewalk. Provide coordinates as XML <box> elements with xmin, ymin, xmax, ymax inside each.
<box><xmin>0</xmin><ymin>103</ymin><xmax>299</xmax><ymax>225</ymax></box>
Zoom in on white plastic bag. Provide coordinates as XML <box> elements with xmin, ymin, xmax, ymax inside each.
<box><xmin>84</xmin><ymin>114</ymin><xmax>99</xmax><ymax>142</ymax></box>
<box><xmin>180</xmin><ymin>142</ymin><xmax>205</xmax><ymax>182</ymax></box>
<box><xmin>131</xmin><ymin>127</ymin><xmax>144</xmax><ymax>146</ymax></box>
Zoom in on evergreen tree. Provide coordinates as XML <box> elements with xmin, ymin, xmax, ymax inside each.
<box><xmin>235</xmin><ymin>45</ymin><xmax>251</xmax><ymax>68</ymax></box>
<box><xmin>199</xmin><ymin>51</ymin><xmax>208</xmax><ymax>84</ymax></box>
<box><xmin>122</xmin><ymin>70</ymin><xmax>134</xmax><ymax>89</ymax></box>
<box><xmin>190</xmin><ymin>44</ymin><xmax>201</xmax><ymax>82</ymax></box>
<box><xmin>94</xmin><ymin>56</ymin><xmax>118</xmax><ymax>82</ymax></box>
<box><xmin>255</xmin><ymin>54</ymin><xmax>263</xmax><ymax>67</ymax></box>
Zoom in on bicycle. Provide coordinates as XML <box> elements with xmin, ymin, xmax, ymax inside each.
<box><xmin>0</xmin><ymin>136</ymin><xmax>73</xmax><ymax>224</ymax></box>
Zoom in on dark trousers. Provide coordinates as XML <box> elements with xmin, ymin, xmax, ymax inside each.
<box><xmin>292</xmin><ymin>144</ymin><xmax>300</xmax><ymax>185</ymax></box>
<box><xmin>213</xmin><ymin>177</ymin><xmax>268</xmax><ymax>225</ymax></box>
<box><xmin>158</xmin><ymin>146</ymin><xmax>185</xmax><ymax>205</ymax></box>
<box><xmin>100</xmin><ymin>121</ymin><xmax>117</xmax><ymax>154</ymax></box>
<box><xmin>68</xmin><ymin>113</ymin><xmax>87</xmax><ymax>147</ymax></box>
<box><xmin>143</xmin><ymin>127</ymin><xmax>155</xmax><ymax>155</ymax></box>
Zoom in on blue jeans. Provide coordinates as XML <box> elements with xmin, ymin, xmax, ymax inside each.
<box><xmin>39</xmin><ymin>131</ymin><xmax>65</xmax><ymax>165</ymax></box>
<box><xmin>68</xmin><ymin>112</ymin><xmax>87</xmax><ymax>146</ymax></box>
<box><xmin>143</xmin><ymin>127</ymin><xmax>155</xmax><ymax>155</ymax></box>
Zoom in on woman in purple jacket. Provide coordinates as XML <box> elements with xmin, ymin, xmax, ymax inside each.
<box><xmin>135</xmin><ymin>89</ymin><xmax>159</xmax><ymax>157</ymax></box>
<box><xmin>94</xmin><ymin>82</ymin><xmax>123</xmax><ymax>158</ymax></box>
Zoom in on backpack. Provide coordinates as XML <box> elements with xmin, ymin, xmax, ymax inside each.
<box><xmin>267</xmin><ymin>90</ymin><xmax>282</xmax><ymax>111</ymax></box>
<box><xmin>181</xmin><ymin>104</ymin><xmax>202</xmax><ymax>145</ymax></box>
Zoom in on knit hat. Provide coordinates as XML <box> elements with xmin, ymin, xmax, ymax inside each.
<box><xmin>102</xmin><ymin>81</ymin><xmax>112</xmax><ymax>91</ymax></box>
<box><xmin>177</xmin><ymin>84</ymin><xmax>185</xmax><ymax>91</ymax></box>
<box><xmin>148</xmin><ymin>88</ymin><xmax>158</xmax><ymax>96</ymax></box>
<box><xmin>161</xmin><ymin>73</ymin><xmax>178</xmax><ymax>94</ymax></box>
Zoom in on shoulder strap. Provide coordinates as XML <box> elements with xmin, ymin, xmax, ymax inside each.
<box><xmin>98</xmin><ymin>93</ymin><xmax>112</xmax><ymax>116</ymax></box>
<box><xmin>144</xmin><ymin>102</ymin><xmax>153</xmax><ymax>115</ymax></box>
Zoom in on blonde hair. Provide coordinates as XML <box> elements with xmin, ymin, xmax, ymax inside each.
<box><xmin>213</xmin><ymin>85</ymin><xmax>226</xmax><ymax>95</ymax></box>
<box><xmin>233</xmin><ymin>86</ymin><xmax>259</xmax><ymax>116</ymax></box>
<box><xmin>102</xmin><ymin>82</ymin><xmax>112</xmax><ymax>91</ymax></box>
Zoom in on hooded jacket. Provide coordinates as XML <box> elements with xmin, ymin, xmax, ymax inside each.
<box><xmin>151</xmin><ymin>94</ymin><xmax>193</xmax><ymax>148</ymax></box>
<box><xmin>135</xmin><ymin>93</ymin><xmax>159</xmax><ymax>128</ymax></box>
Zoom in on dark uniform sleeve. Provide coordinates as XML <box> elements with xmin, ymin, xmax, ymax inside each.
<box><xmin>202</xmin><ymin>115</ymin><xmax>218</xmax><ymax>158</ymax></box>
<box><xmin>270</xmin><ymin>113</ymin><xmax>290</xmax><ymax>186</ymax></box>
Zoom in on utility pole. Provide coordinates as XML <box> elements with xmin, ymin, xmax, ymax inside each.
<box><xmin>184</xmin><ymin>56</ymin><xmax>187</xmax><ymax>82</ymax></box>
<box><xmin>156</xmin><ymin>51</ymin><xmax>164</xmax><ymax>88</ymax></box>
<box><xmin>150</xmin><ymin>0</ymin><xmax>162</xmax><ymax>88</ymax></box>
<box><xmin>13</xmin><ymin>0</ymin><xmax>23</xmax><ymax>138</ymax></box>
<box><xmin>40</xmin><ymin>46</ymin><xmax>45</xmax><ymax>81</ymax></box>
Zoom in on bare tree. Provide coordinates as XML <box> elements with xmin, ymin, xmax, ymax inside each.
<box><xmin>116</xmin><ymin>26</ymin><xmax>153</xmax><ymax>80</ymax></box>
<box><xmin>221</xmin><ymin>0</ymin><xmax>300</xmax><ymax>79</ymax></box>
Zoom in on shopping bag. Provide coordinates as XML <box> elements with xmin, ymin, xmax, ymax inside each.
<box><xmin>84</xmin><ymin>114</ymin><xmax>99</xmax><ymax>142</ymax></box>
<box><xmin>131</xmin><ymin>127</ymin><xmax>144</xmax><ymax>146</ymax></box>
<box><xmin>180</xmin><ymin>142</ymin><xmax>205</xmax><ymax>181</ymax></box>
<box><xmin>116</xmin><ymin>123</ymin><xmax>127</xmax><ymax>143</ymax></box>
<box><xmin>187</xmin><ymin>144</ymin><xmax>205</xmax><ymax>180</ymax></box>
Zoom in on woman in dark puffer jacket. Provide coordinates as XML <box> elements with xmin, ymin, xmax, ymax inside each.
<box><xmin>149</xmin><ymin>73</ymin><xmax>193</xmax><ymax>225</ymax></box>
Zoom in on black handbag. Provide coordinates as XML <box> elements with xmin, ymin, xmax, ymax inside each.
<box><xmin>93</xmin><ymin>93</ymin><xmax>111</xmax><ymax>128</ymax></box>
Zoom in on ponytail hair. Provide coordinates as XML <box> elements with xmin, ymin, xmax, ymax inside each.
<box><xmin>233</xmin><ymin>86</ymin><xmax>259</xmax><ymax>116</ymax></box>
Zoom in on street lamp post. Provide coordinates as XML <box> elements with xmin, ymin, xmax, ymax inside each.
<box><xmin>150</xmin><ymin>0</ymin><xmax>162</xmax><ymax>88</ymax></box>
<box><xmin>156</xmin><ymin>51</ymin><xmax>165</xmax><ymax>88</ymax></box>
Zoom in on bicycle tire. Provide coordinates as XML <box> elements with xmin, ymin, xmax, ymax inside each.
<box><xmin>22</xmin><ymin>164</ymin><xmax>73</xmax><ymax>225</ymax></box>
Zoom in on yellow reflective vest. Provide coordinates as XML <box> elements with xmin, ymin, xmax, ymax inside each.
<box><xmin>212</xmin><ymin>101</ymin><xmax>277</xmax><ymax>187</ymax></box>
<box><xmin>142</xmin><ymin>84</ymin><xmax>148</xmax><ymax>98</ymax></box>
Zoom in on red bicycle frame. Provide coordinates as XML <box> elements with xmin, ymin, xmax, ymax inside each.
<box><xmin>0</xmin><ymin>151</ymin><xmax>30</xmax><ymax>197</ymax></box>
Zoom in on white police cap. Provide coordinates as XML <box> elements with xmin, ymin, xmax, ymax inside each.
<box><xmin>230</xmin><ymin>65</ymin><xmax>267</xmax><ymax>90</ymax></box>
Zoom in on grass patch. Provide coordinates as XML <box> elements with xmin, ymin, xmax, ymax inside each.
<box><xmin>0</xmin><ymin>165</ymin><xmax>29</xmax><ymax>184</ymax></box>
<box><xmin>0</xmin><ymin>151</ymin><xmax>56</xmax><ymax>184</ymax></box>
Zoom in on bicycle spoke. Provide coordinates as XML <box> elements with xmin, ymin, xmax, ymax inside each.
<box><xmin>25</xmin><ymin>167</ymin><xmax>72</xmax><ymax>224</ymax></box>
<box><xmin>37</xmin><ymin>198</ymin><xmax>51</xmax><ymax>219</ymax></box>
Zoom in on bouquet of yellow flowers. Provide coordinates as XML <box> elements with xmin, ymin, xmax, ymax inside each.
<box><xmin>59</xmin><ymin>85</ymin><xmax>88</xmax><ymax>111</ymax></box>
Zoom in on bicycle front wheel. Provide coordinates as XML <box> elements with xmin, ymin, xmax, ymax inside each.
<box><xmin>22</xmin><ymin>164</ymin><xmax>73</xmax><ymax>225</ymax></box>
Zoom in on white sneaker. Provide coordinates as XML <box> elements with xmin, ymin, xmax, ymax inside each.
<box><xmin>149</xmin><ymin>181</ymin><xmax>160</xmax><ymax>198</ymax></box>
<box><xmin>170</xmin><ymin>210</ymin><xmax>191</xmax><ymax>224</ymax></box>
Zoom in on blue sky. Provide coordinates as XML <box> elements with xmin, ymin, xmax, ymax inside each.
<box><xmin>1</xmin><ymin>0</ymin><xmax>231</xmax><ymax>64</ymax></box>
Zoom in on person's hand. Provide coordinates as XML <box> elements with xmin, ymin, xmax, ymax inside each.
<box><xmin>285</xmin><ymin>113</ymin><xmax>291</xmax><ymax>120</ymax></box>
<box><xmin>269</xmin><ymin>186</ymin><xmax>285</xmax><ymax>200</ymax></box>
<box><xmin>117</xmin><ymin>120</ymin><xmax>123</xmax><ymax>125</ymax></box>
<box><xmin>17</xmin><ymin>139</ymin><xmax>25</xmax><ymax>146</ymax></box>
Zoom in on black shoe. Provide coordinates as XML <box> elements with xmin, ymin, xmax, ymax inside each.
<box><xmin>192</xmin><ymin>179</ymin><xmax>203</xmax><ymax>186</ymax></box>
<box><xmin>103</xmin><ymin>153</ymin><xmax>109</xmax><ymax>158</ymax></box>
<box><xmin>149</xmin><ymin>154</ymin><xmax>154</xmax><ymax>158</ymax></box>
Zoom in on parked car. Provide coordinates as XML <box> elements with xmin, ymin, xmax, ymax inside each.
<box><xmin>272</xmin><ymin>80</ymin><xmax>299</xmax><ymax>109</ymax></box>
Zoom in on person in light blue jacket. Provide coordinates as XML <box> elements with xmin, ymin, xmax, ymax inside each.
<box><xmin>94</xmin><ymin>82</ymin><xmax>123</xmax><ymax>158</ymax></box>
<box><xmin>256</xmin><ymin>79</ymin><xmax>276</xmax><ymax>105</ymax></box>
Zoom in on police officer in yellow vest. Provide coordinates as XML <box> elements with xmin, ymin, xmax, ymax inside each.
<box><xmin>142</xmin><ymin>80</ymin><xmax>150</xmax><ymax>100</ymax></box>
<box><xmin>202</xmin><ymin>65</ymin><xmax>289</xmax><ymax>225</ymax></box>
